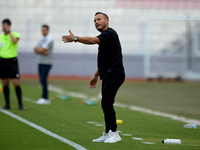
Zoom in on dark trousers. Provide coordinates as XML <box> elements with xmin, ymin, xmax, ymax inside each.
<box><xmin>101</xmin><ymin>72</ymin><xmax>125</xmax><ymax>133</ymax></box>
<box><xmin>38</xmin><ymin>64</ymin><xmax>52</xmax><ymax>99</ymax></box>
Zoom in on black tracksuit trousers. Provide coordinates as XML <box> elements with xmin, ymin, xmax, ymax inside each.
<box><xmin>101</xmin><ymin>72</ymin><xmax>125</xmax><ymax>133</ymax></box>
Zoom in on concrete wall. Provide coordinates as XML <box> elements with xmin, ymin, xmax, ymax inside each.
<box><xmin>18</xmin><ymin>52</ymin><xmax>200</xmax><ymax>79</ymax></box>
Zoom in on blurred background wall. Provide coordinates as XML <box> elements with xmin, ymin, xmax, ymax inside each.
<box><xmin>1</xmin><ymin>0</ymin><xmax>200</xmax><ymax>79</ymax></box>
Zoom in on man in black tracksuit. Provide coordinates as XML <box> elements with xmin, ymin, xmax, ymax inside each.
<box><xmin>62</xmin><ymin>12</ymin><xmax>125</xmax><ymax>143</ymax></box>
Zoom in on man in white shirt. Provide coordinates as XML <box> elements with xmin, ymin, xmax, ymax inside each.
<box><xmin>34</xmin><ymin>25</ymin><xmax>53</xmax><ymax>104</ymax></box>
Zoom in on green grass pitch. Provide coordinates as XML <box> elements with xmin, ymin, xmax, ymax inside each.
<box><xmin>0</xmin><ymin>79</ymin><xmax>200</xmax><ymax>150</ymax></box>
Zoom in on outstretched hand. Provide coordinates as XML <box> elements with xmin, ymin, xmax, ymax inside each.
<box><xmin>62</xmin><ymin>30</ymin><xmax>75</xmax><ymax>43</ymax></box>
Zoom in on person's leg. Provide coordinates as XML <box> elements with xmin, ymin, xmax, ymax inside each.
<box><xmin>38</xmin><ymin>64</ymin><xmax>43</xmax><ymax>98</ymax></box>
<box><xmin>44</xmin><ymin>65</ymin><xmax>51</xmax><ymax>99</ymax></box>
<box><xmin>11</xmin><ymin>78</ymin><xmax>24</xmax><ymax>109</ymax></box>
<box><xmin>0</xmin><ymin>59</ymin><xmax>10</xmax><ymax>108</ymax></box>
<box><xmin>101</xmin><ymin>73</ymin><xmax>125</xmax><ymax>133</ymax></box>
<box><xmin>102</xmin><ymin>79</ymin><xmax>116</xmax><ymax>133</ymax></box>
<box><xmin>93</xmin><ymin>73</ymin><xmax>125</xmax><ymax>143</ymax></box>
<box><xmin>2</xmin><ymin>78</ymin><xmax>10</xmax><ymax>108</ymax></box>
<box><xmin>40</xmin><ymin>65</ymin><xmax>52</xmax><ymax>99</ymax></box>
<box><xmin>39</xmin><ymin>64</ymin><xmax>48</xmax><ymax>99</ymax></box>
<box><xmin>37</xmin><ymin>64</ymin><xmax>50</xmax><ymax>104</ymax></box>
<box><xmin>102</xmin><ymin>81</ymin><xmax>117</xmax><ymax>133</ymax></box>
<box><xmin>9</xmin><ymin>58</ymin><xmax>25</xmax><ymax>110</ymax></box>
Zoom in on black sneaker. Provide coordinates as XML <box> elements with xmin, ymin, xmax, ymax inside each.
<box><xmin>19</xmin><ymin>105</ymin><xmax>26</xmax><ymax>110</ymax></box>
<box><xmin>3</xmin><ymin>105</ymin><xmax>10</xmax><ymax>109</ymax></box>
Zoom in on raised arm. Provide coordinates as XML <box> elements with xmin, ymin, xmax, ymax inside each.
<box><xmin>8</xmin><ymin>32</ymin><xmax>19</xmax><ymax>43</ymax></box>
<box><xmin>62</xmin><ymin>30</ymin><xmax>100</xmax><ymax>44</ymax></box>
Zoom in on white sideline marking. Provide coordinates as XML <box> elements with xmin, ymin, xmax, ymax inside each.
<box><xmin>49</xmin><ymin>85</ymin><xmax>88</xmax><ymax>99</ymax></box>
<box><xmin>0</xmin><ymin>109</ymin><xmax>87</xmax><ymax>150</ymax></box>
<box><xmin>132</xmin><ymin>137</ymin><xmax>143</xmax><ymax>140</ymax></box>
<box><xmin>23</xmin><ymin>97</ymin><xmax>36</xmax><ymax>103</ymax></box>
<box><xmin>49</xmin><ymin>84</ymin><xmax>100</xmax><ymax>101</ymax></box>
<box><xmin>23</xmin><ymin>97</ymin><xmax>52</xmax><ymax>104</ymax></box>
<box><xmin>142</xmin><ymin>142</ymin><xmax>155</xmax><ymax>144</ymax></box>
<box><xmin>95</xmin><ymin>124</ymin><xmax>104</xmax><ymax>126</ymax></box>
<box><xmin>87</xmin><ymin>121</ymin><xmax>98</xmax><ymax>124</ymax></box>
<box><xmin>121</xmin><ymin>134</ymin><xmax>132</xmax><ymax>136</ymax></box>
<box><xmin>49</xmin><ymin>85</ymin><xmax>200</xmax><ymax>125</ymax></box>
<box><xmin>115</xmin><ymin>103</ymin><xmax>200</xmax><ymax>125</ymax></box>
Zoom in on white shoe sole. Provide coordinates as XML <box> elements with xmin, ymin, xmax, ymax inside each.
<box><xmin>104</xmin><ymin>137</ymin><xmax>121</xmax><ymax>143</ymax></box>
<box><xmin>36</xmin><ymin>101</ymin><xmax>50</xmax><ymax>105</ymax></box>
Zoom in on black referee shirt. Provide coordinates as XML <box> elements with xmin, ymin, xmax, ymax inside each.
<box><xmin>97</xmin><ymin>27</ymin><xmax>125</xmax><ymax>80</ymax></box>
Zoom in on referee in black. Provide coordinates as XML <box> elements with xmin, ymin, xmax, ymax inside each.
<box><xmin>62</xmin><ymin>12</ymin><xmax>125</xmax><ymax>143</ymax></box>
<box><xmin>0</xmin><ymin>19</ymin><xmax>25</xmax><ymax>110</ymax></box>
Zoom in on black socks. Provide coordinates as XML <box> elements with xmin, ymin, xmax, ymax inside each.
<box><xmin>15</xmin><ymin>86</ymin><xmax>22</xmax><ymax>106</ymax></box>
<box><xmin>3</xmin><ymin>86</ymin><xmax>10</xmax><ymax>106</ymax></box>
<box><xmin>3</xmin><ymin>85</ymin><xmax>23</xmax><ymax>107</ymax></box>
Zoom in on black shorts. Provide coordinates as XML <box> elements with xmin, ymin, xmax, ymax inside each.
<box><xmin>0</xmin><ymin>57</ymin><xmax>20</xmax><ymax>79</ymax></box>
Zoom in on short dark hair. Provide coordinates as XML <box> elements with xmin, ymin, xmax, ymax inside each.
<box><xmin>42</xmin><ymin>24</ymin><xmax>49</xmax><ymax>30</ymax></box>
<box><xmin>95</xmin><ymin>12</ymin><xmax>109</xmax><ymax>20</ymax></box>
<box><xmin>2</xmin><ymin>19</ymin><xmax>11</xmax><ymax>26</ymax></box>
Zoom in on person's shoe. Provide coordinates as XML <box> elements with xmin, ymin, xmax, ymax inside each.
<box><xmin>104</xmin><ymin>130</ymin><xmax>122</xmax><ymax>143</ymax></box>
<box><xmin>3</xmin><ymin>105</ymin><xmax>10</xmax><ymax>109</ymax></box>
<box><xmin>36</xmin><ymin>98</ymin><xmax>50</xmax><ymax>105</ymax></box>
<box><xmin>19</xmin><ymin>105</ymin><xmax>26</xmax><ymax>110</ymax></box>
<box><xmin>92</xmin><ymin>131</ymin><xmax>109</xmax><ymax>142</ymax></box>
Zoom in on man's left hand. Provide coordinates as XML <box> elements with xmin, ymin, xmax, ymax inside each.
<box><xmin>62</xmin><ymin>30</ymin><xmax>74</xmax><ymax>43</ymax></box>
